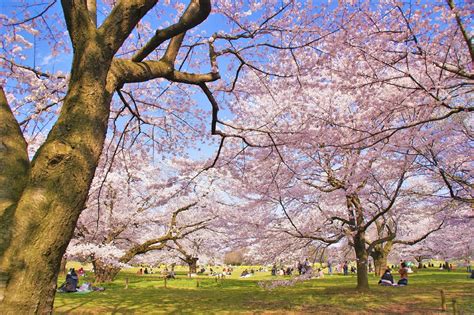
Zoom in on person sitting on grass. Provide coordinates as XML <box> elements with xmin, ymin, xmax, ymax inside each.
<box><xmin>58</xmin><ymin>268</ymin><xmax>79</xmax><ymax>292</ymax></box>
<box><xmin>378</xmin><ymin>268</ymin><xmax>394</xmax><ymax>286</ymax></box>
<box><xmin>271</xmin><ymin>264</ymin><xmax>277</xmax><ymax>276</ymax></box>
<box><xmin>398</xmin><ymin>262</ymin><xmax>409</xmax><ymax>286</ymax></box>
<box><xmin>240</xmin><ymin>269</ymin><xmax>251</xmax><ymax>278</ymax></box>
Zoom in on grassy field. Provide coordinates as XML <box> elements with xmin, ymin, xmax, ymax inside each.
<box><xmin>54</xmin><ymin>266</ymin><xmax>473</xmax><ymax>314</ymax></box>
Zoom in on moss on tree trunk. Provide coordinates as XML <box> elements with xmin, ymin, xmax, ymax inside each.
<box><xmin>0</xmin><ymin>41</ymin><xmax>114</xmax><ymax>313</ymax></box>
<box><xmin>92</xmin><ymin>260</ymin><xmax>121</xmax><ymax>283</ymax></box>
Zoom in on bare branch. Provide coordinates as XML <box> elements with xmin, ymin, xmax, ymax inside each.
<box><xmin>393</xmin><ymin>220</ymin><xmax>444</xmax><ymax>246</ymax></box>
<box><xmin>5</xmin><ymin>0</ymin><xmax>57</xmax><ymax>26</ymax></box>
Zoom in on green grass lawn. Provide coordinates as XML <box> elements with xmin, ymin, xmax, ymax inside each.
<box><xmin>54</xmin><ymin>266</ymin><xmax>473</xmax><ymax>314</ymax></box>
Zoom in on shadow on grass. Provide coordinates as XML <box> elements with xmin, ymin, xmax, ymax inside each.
<box><xmin>54</xmin><ymin>270</ymin><xmax>474</xmax><ymax>314</ymax></box>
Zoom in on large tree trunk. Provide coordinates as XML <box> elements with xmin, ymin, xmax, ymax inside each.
<box><xmin>92</xmin><ymin>260</ymin><xmax>121</xmax><ymax>283</ymax></box>
<box><xmin>0</xmin><ymin>37</ymin><xmax>114</xmax><ymax>313</ymax></box>
<box><xmin>353</xmin><ymin>232</ymin><xmax>369</xmax><ymax>291</ymax></box>
<box><xmin>0</xmin><ymin>87</ymin><xmax>30</xmax><ymax>305</ymax></box>
<box><xmin>373</xmin><ymin>254</ymin><xmax>388</xmax><ymax>277</ymax></box>
<box><xmin>371</xmin><ymin>241</ymin><xmax>393</xmax><ymax>277</ymax></box>
<box><xmin>187</xmin><ymin>257</ymin><xmax>198</xmax><ymax>274</ymax></box>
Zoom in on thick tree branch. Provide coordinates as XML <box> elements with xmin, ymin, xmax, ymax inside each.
<box><xmin>366</xmin><ymin>233</ymin><xmax>396</xmax><ymax>256</ymax></box>
<box><xmin>117</xmin><ymin>201</ymin><xmax>204</xmax><ymax>263</ymax></box>
<box><xmin>282</xmin><ymin>230</ymin><xmax>344</xmax><ymax>245</ymax></box>
<box><xmin>132</xmin><ymin>0</ymin><xmax>211</xmax><ymax>62</ymax></box>
<box><xmin>86</xmin><ymin>0</ymin><xmax>97</xmax><ymax>26</ymax></box>
<box><xmin>98</xmin><ymin>0</ymin><xmax>158</xmax><ymax>58</ymax></box>
<box><xmin>439</xmin><ymin>168</ymin><xmax>474</xmax><ymax>204</ymax></box>
<box><xmin>433</xmin><ymin>62</ymin><xmax>474</xmax><ymax>80</ymax></box>
<box><xmin>163</xmin><ymin>33</ymin><xmax>186</xmax><ymax>65</ymax></box>
<box><xmin>61</xmin><ymin>0</ymin><xmax>96</xmax><ymax>47</ymax></box>
<box><xmin>363</xmin><ymin>171</ymin><xmax>406</xmax><ymax>231</ymax></box>
<box><xmin>111</xmin><ymin>38</ymin><xmax>220</xmax><ymax>85</ymax></box>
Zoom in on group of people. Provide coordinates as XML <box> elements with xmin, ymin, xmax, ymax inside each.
<box><xmin>342</xmin><ymin>261</ymin><xmax>357</xmax><ymax>276</ymax></box>
<box><xmin>379</xmin><ymin>262</ymin><xmax>409</xmax><ymax>286</ymax></box>
<box><xmin>195</xmin><ymin>266</ymin><xmax>234</xmax><ymax>277</ymax></box>
<box><xmin>296</xmin><ymin>259</ymin><xmax>312</xmax><ymax>275</ymax></box>
<box><xmin>137</xmin><ymin>267</ymin><xmax>155</xmax><ymax>275</ymax></box>
<box><xmin>272</xmin><ymin>265</ymin><xmax>294</xmax><ymax>276</ymax></box>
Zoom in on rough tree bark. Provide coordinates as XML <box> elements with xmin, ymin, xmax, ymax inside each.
<box><xmin>92</xmin><ymin>260</ymin><xmax>121</xmax><ymax>283</ymax></box>
<box><xmin>0</xmin><ymin>39</ymin><xmax>114</xmax><ymax>312</ymax></box>
<box><xmin>353</xmin><ymin>232</ymin><xmax>369</xmax><ymax>291</ymax></box>
<box><xmin>347</xmin><ymin>194</ymin><xmax>370</xmax><ymax>291</ymax></box>
<box><xmin>371</xmin><ymin>241</ymin><xmax>393</xmax><ymax>277</ymax></box>
<box><xmin>0</xmin><ymin>87</ymin><xmax>30</xmax><ymax>304</ymax></box>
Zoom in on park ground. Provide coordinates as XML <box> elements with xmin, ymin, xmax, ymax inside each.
<box><xmin>54</xmin><ymin>265</ymin><xmax>473</xmax><ymax>314</ymax></box>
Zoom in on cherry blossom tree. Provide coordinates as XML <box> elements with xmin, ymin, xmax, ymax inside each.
<box><xmin>0</xmin><ymin>0</ymin><xmax>318</xmax><ymax>310</ymax></box>
<box><xmin>66</xmin><ymin>147</ymin><xmax>227</xmax><ymax>282</ymax></box>
<box><xmin>209</xmin><ymin>0</ymin><xmax>472</xmax><ymax>290</ymax></box>
<box><xmin>1</xmin><ymin>0</ymin><xmax>472</xmax><ymax>310</ymax></box>
<box><xmin>393</xmin><ymin>201</ymin><xmax>473</xmax><ymax>262</ymax></box>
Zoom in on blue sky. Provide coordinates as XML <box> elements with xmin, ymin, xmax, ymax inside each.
<box><xmin>1</xmin><ymin>0</ymin><xmax>243</xmax><ymax>160</ymax></box>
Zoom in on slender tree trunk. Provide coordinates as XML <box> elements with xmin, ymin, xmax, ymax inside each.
<box><xmin>92</xmin><ymin>260</ymin><xmax>121</xmax><ymax>283</ymax></box>
<box><xmin>0</xmin><ymin>39</ymin><xmax>114</xmax><ymax>313</ymax></box>
<box><xmin>414</xmin><ymin>256</ymin><xmax>423</xmax><ymax>269</ymax></box>
<box><xmin>59</xmin><ymin>256</ymin><xmax>68</xmax><ymax>276</ymax></box>
<box><xmin>353</xmin><ymin>232</ymin><xmax>369</xmax><ymax>291</ymax></box>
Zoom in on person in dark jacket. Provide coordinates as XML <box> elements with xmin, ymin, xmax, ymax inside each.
<box><xmin>378</xmin><ymin>268</ymin><xmax>394</xmax><ymax>286</ymax></box>
<box><xmin>58</xmin><ymin>268</ymin><xmax>79</xmax><ymax>292</ymax></box>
